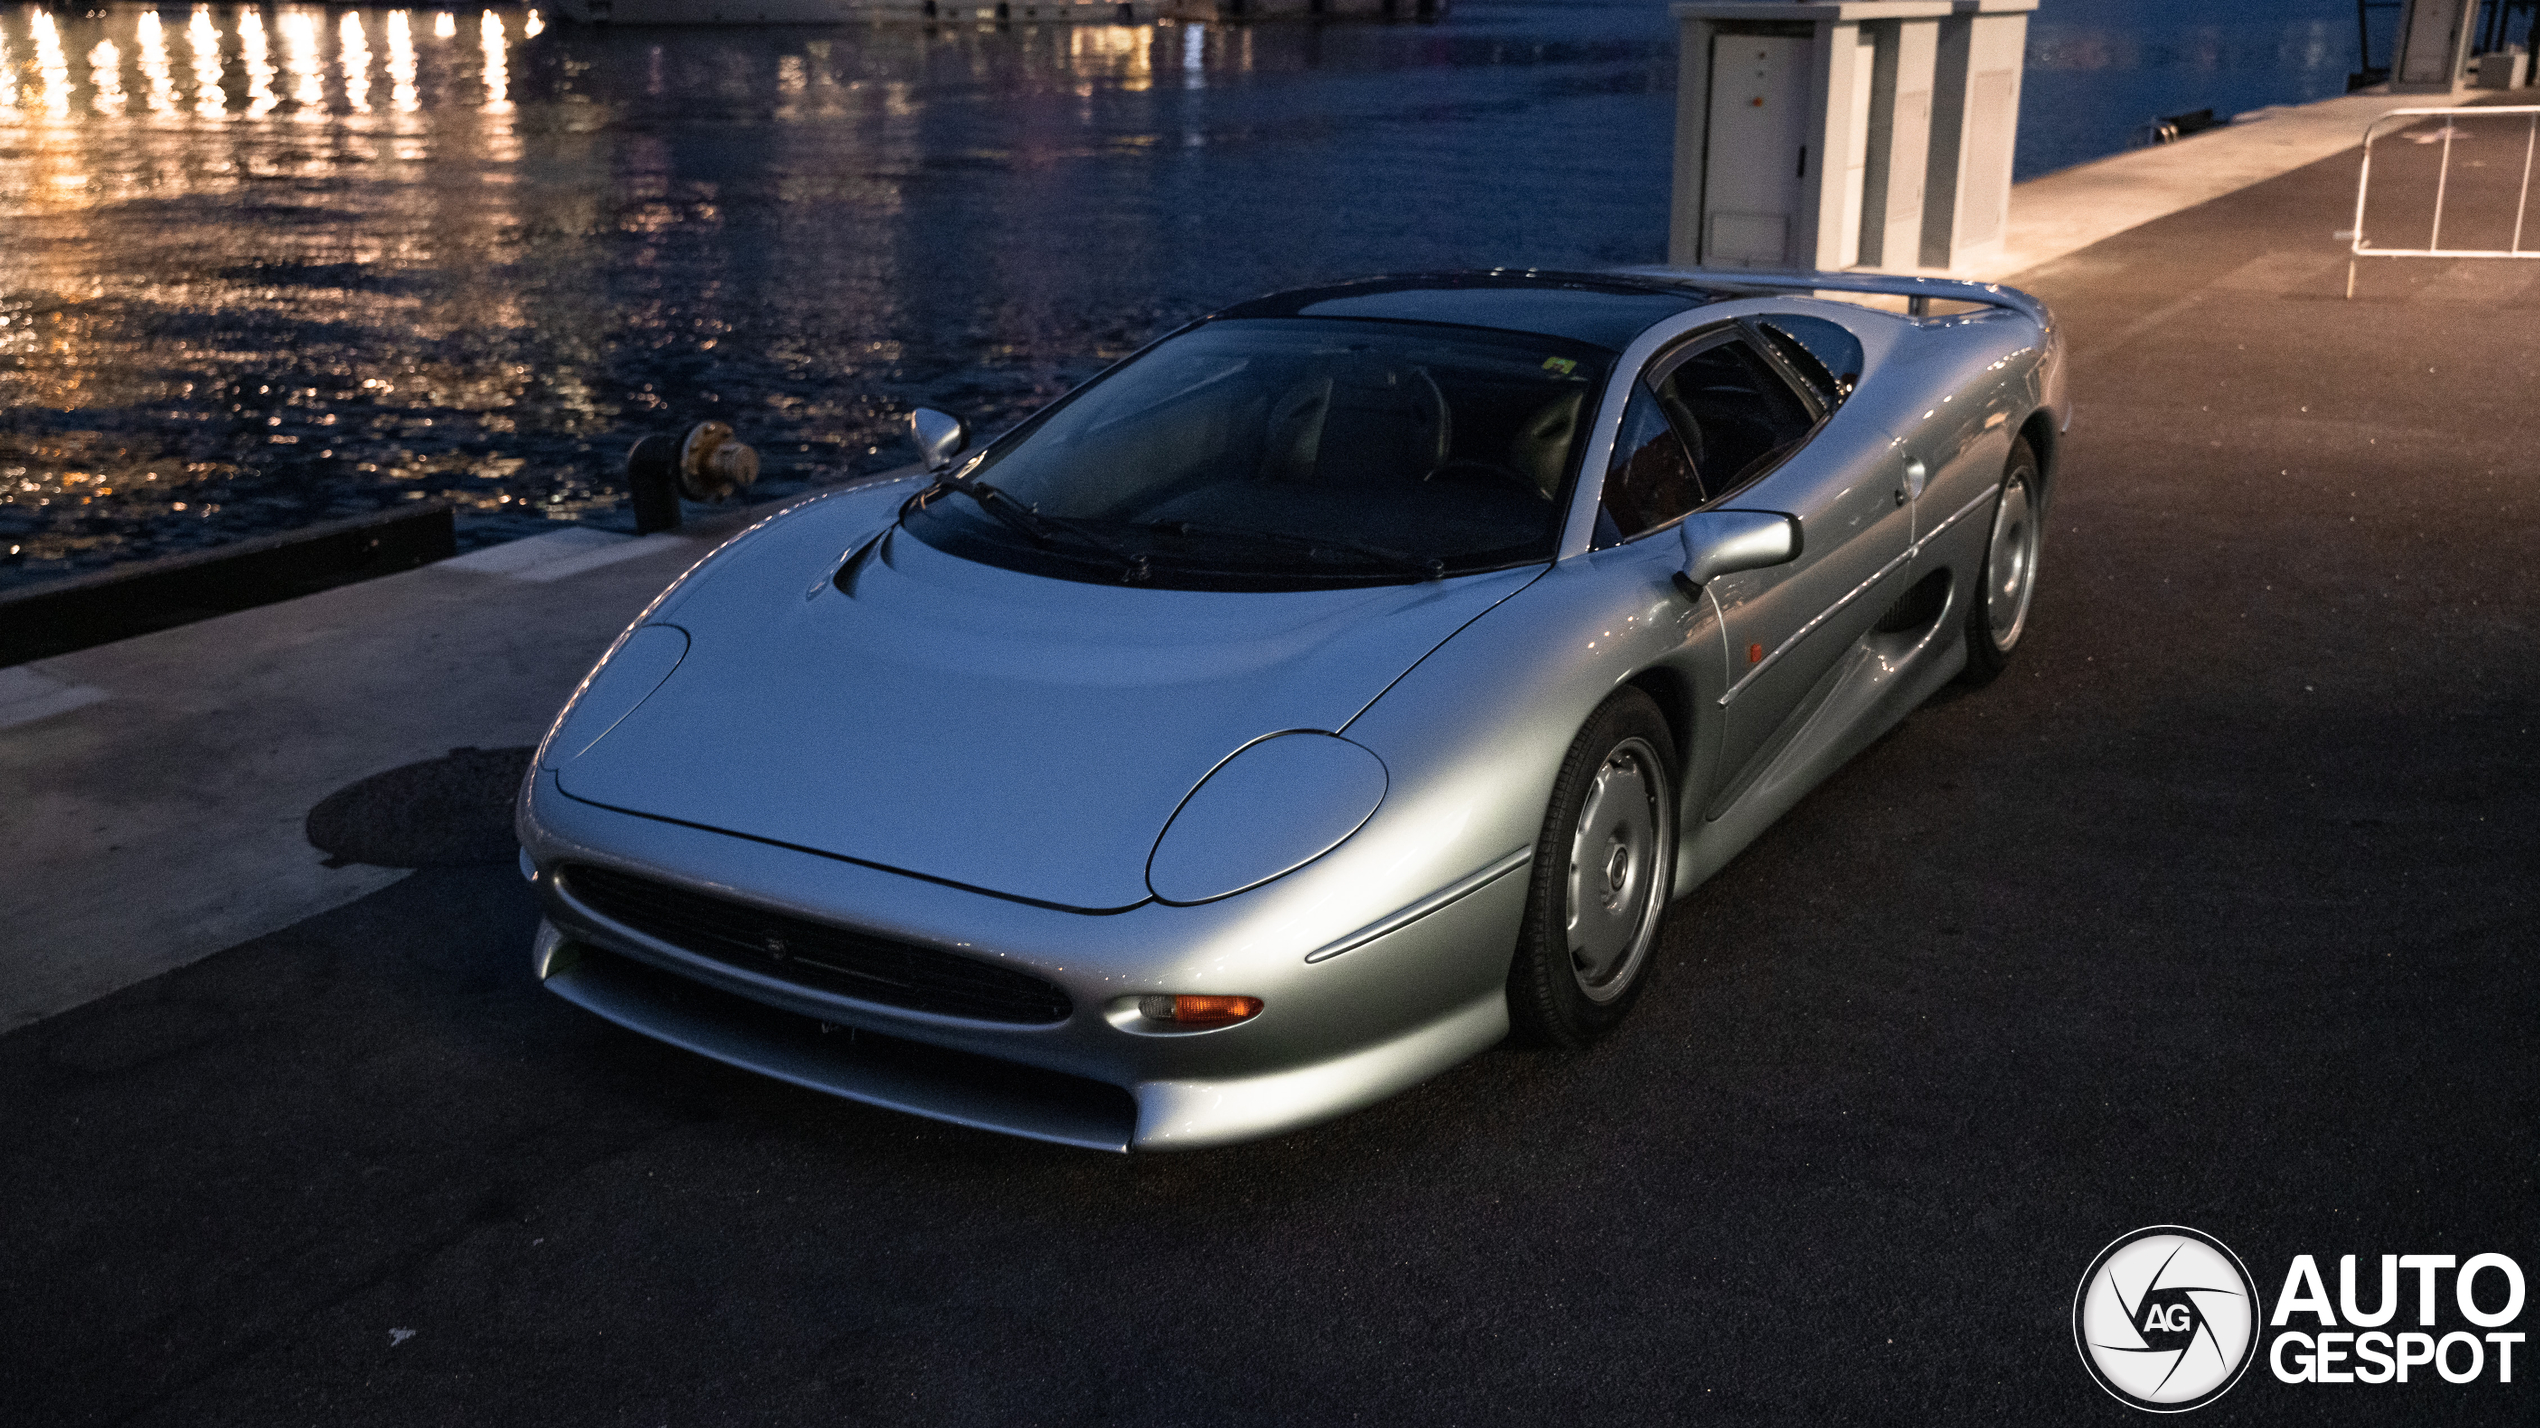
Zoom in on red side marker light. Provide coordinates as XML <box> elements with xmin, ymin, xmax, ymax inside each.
<box><xmin>1748</xmin><ymin>642</ymin><xmax>1764</xmax><ymax>665</ymax></box>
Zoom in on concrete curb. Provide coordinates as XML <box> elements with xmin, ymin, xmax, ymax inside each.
<box><xmin>1991</xmin><ymin>85</ymin><xmax>2488</xmax><ymax>280</ymax></box>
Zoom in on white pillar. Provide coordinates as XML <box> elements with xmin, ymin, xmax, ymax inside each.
<box><xmin>1797</xmin><ymin>21</ymin><xmax>1876</xmax><ymax>269</ymax></box>
<box><xmin>1858</xmin><ymin>16</ymin><xmax>1939</xmax><ymax>270</ymax></box>
<box><xmin>1920</xmin><ymin>0</ymin><xmax>2031</xmax><ymax>273</ymax></box>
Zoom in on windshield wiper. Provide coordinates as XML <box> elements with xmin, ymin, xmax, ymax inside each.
<box><xmin>1142</xmin><ymin>520</ymin><xmax>1445</xmax><ymax>580</ymax></box>
<box><xmin>920</xmin><ymin>474</ymin><xmax>1151</xmax><ymax>579</ymax></box>
<box><xmin>920</xmin><ymin>473</ymin><xmax>1053</xmax><ymax>543</ymax></box>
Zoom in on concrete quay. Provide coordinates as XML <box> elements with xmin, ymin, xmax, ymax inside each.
<box><xmin>0</xmin><ymin>515</ymin><xmax>763</xmax><ymax>1032</ymax></box>
<box><xmin>1990</xmin><ymin>84</ymin><xmax>2488</xmax><ymax>277</ymax></box>
<box><xmin>4</xmin><ymin>87</ymin><xmax>2538</xmax><ymax>1426</ymax></box>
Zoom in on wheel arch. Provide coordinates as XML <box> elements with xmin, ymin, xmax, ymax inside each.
<box><xmin>1622</xmin><ymin>664</ymin><xmax>1695</xmax><ymax>779</ymax></box>
<box><xmin>2016</xmin><ymin>408</ymin><xmax>2058</xmax><ymax>503</ymax></box>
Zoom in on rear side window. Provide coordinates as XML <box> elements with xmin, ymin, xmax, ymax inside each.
<box><xmin>1652</xmin><ymin>337</ymin><xmax>1816</xmax><ymax>496</ymax></box>
<box><xmin>1755</xmin><ymin>314</ymin><xmax>1865</xmax><ymax>407</ymax></box>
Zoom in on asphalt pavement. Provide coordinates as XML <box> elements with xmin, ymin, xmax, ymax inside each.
<box><xmin>6</xmin><ymin>139</ymin><xmax>2538</xmax><ymax>1425</ymax></box>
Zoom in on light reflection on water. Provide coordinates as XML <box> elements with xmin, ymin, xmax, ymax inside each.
<box><xmin>388</xmin><ymin>11</ymin><xmax>418</xmax><ymax>115</ymax></box>
<box><xmin>137</xmin><ymin>13</ymin><xmax>175</xmax><ymax>119</ymax></box>
<box><xmin>33</xmin><ymin>12</ymin><xmax>70</xmax><ymax>121</ymax></box>
<box><xmin>88</xmin><ymin>38</ymin><xmax>124</xmax><ymax>117</ymax></box>
<box><xmin>190</xmin><ymin>9</ymin><xmax>222</xmax><ymax>121</ymax></box>
<box><xmin>241</xmin><ymin>7</ymin><xmax>274</xmax><ymax>119</ymax></box>
<box><xmin>0</xmin><ymin>1</ymin><xmax>2385</xmax><ymax>588</ymax></box>
<box><xmin>0</xmin><ymin>1</ymin><xmax>1685</xmax><ymax>586</ymax></box>
<box><xmin>342</xmin><ymin>12</ymin><xmax>370</xmax><ymax>116</ymax></box>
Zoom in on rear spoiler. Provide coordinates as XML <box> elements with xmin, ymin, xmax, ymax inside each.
<box><xmin>1607</xmin><ymin>265</ymin><xmax>2051</xmax><ymax>331</ymax></box>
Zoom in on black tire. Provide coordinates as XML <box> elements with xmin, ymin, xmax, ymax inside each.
<box><xmin>1507</xmin><ymin>687</ymin><xmax>1678</xmax><ymax>1049</ymax></box>
<box><xmin>1959</xmin><ymin>437</ymin><xmax>2043</xmax><ymax>688</ymax></box>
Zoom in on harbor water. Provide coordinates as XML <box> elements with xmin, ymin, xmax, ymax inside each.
<box><xmin>0</xmin><ymin>0</ymin><xmax>2399</xmax><ymax>589</ymax></box>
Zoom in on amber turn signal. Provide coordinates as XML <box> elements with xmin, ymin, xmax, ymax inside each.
<box><xmin>1138</xmin><ymin>994</ymin><xmax>1263</xmax><ymax>1027</ymax></box>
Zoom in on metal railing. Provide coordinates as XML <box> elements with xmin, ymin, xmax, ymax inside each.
<box><xmin>2347</xmin><ymin>106</ymin><xmax>2540</xmax><ymax>297</ymax></box>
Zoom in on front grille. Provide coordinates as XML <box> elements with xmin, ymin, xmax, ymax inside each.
<box><xmin>560</xmin><ymin>864</ymin><xmax>1074</xmax><ymax>1025</ymax></box>
<box><xmin>548</xmin><ymin>946</ymin><xmax>1136</xmax><ymax>1150</ymax></box>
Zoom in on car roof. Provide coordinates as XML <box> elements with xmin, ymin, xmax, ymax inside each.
<box><xmin>1214</xmin><ymin>271</ymin><xmax>1716</xmax><ymax>353</ymax></box>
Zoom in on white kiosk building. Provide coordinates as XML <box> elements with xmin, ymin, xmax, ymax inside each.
<box><xmin>1668</xmin><ymin>0</ymin><xmax>2037</xmax><ymax>276</ymax></box>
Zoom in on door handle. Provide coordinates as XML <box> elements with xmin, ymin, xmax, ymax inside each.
<box><xmin>1895</xmin><ymin>459</ymin><xmax>1928</xmax><ymax>506</ymax></box>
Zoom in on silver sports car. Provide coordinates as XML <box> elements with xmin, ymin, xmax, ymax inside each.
<box><xmin>519</xmin><ymin>268</ymin><xmax>2065</xmax><ymax>1151</ymax></box>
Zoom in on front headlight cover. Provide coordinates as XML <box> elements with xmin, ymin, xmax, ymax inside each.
<box><xmin>1147</xmin><ymin>731</ymin><xmax>1387</xmax><ymax>905</ymax></box>
<box><xmin>539</xmin><ymin>623</ymin><xmax>690</xmax><ymax>769</ymax></box>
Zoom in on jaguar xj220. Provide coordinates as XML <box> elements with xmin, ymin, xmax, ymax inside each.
<box><xmin>518</xmin><ymin>268</ymin><xmax>2065</xmax><ymax>1151</ymax></box>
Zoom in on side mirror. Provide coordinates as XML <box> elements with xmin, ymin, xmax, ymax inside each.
<box><xmin>1675</xmin><ymin>510</ymin><xmax>1801</xmax><ymax>594</ymax></box>
<box><xmin>910</xmin><ymin>407</ymin><xmax>970</xmax><ymax>472</ymax></box>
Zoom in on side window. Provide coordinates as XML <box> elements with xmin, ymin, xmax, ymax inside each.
<box><xmin>1652</xmin><ymin>338</ymin><xmax>1816</xmax><ymax>497</ymax></box>
<box><xmin>1593</xmin><ymin>385</ymin><xmax>1700</xmax><ymax>548</ymax></box>
<box><xmin>1755</xmin><ymin>314</ymin><xmax>1864</xmax><ymax>407</ymax></box>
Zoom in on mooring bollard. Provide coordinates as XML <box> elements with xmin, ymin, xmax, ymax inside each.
<box><xmin>625</xmin><ymin>421</ymin><xmax>761</xmax><ymax>534</ymax></box>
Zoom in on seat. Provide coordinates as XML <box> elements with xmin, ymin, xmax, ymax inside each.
<box><xmin>1302</xmin><ymin>362</ymin><xmax>1450</xmax><ymax>487</ymax></box>
<box><xmin>1257</xmin><ymin>377</ymin><xmax>1331</xmax><ymax>484</ymax></box>
<box><xmin>1507</xmin><ymin>390</ymin><xmax>1583</xmax><ymax>500</ymax></box>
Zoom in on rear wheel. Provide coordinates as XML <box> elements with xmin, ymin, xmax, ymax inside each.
<box><xmin>1960</xmin><ymin>438</ymin><xmax>2042</xmax><ymax>687</ymax></box>
<box><xmin>1507</xmin><ymin>688</ymin><xmax>1678</xmax><ymax>1048</ymax></box>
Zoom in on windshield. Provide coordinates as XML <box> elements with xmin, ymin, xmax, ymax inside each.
<box><xmin>902</xmin><ymin>318</ymin><xmax>1611</xmax><ymax>590</ymax></box>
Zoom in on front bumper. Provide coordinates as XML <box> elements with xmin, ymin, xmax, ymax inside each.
<box><xmin>523</xmin><ymin>771</ymin><xmax>1527</xmax><ymax>1151</ymax></box>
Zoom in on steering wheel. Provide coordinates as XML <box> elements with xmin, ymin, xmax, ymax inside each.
<box><xmin>1422</xmin><ymin>457</ymin><xmax>1549</xmax><ymax>501</ymax></box>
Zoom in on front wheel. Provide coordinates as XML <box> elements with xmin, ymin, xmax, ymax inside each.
<box><xmin>1959</xmin><ymin>438</ymin><xmax>2043</xmax><ymax>687</ymax></box>
<box><xmin>1507</xmin><ymin>688</ymin><xmax>1678</xmax><ymax>1048</ymax></box>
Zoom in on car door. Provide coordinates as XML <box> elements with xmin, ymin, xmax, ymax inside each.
<box><xmin>1680</xmin><ymin>316</ymin><xmax>1912</xmax><ymax>818</ymax></box>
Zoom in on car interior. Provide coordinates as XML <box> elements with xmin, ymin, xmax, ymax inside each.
<box><xmin>1595</xmin><ymin>331</ymin><xmax>1821</xmax><ymax>547</ymax></box>
<box><xmin>935</xmin><ymin>320</ymin><xmax>1610</xmax><ymax>579</ymax></box>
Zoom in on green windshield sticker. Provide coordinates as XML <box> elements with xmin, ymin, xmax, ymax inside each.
<box><xmin>1540</xmin><ymin>356</ymin><xmax>1578</xmax><ymax>377</ymax></box>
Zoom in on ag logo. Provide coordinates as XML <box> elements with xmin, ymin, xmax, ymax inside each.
<box><xmin>2074</xmin><ymin>1226</ymin><xmax>2261</xmax><ymax>1412</ymax></box>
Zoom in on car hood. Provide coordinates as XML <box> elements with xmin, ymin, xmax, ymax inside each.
<box><xmin>558</xmin><ymin>497</ymin><xmax>1540</xmax><ymax>911</ymax></box>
